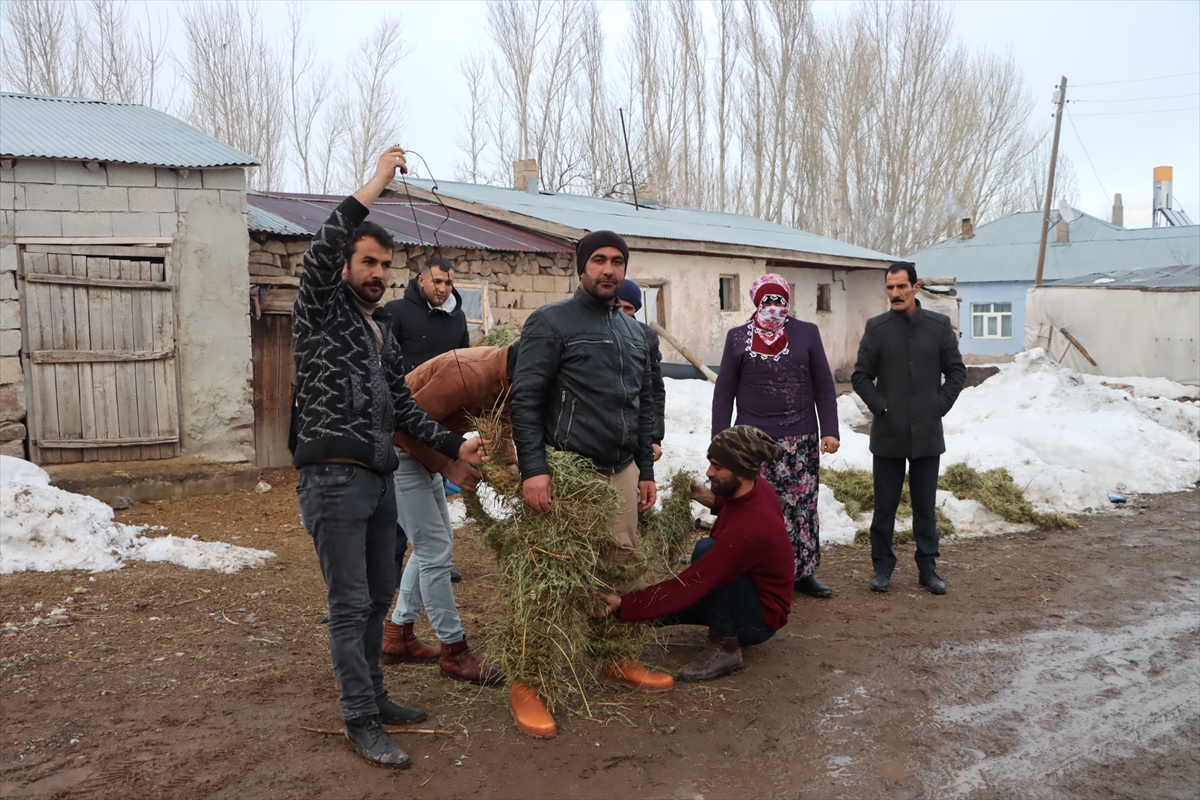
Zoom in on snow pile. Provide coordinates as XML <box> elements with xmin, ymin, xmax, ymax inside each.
<box><xmin>658</xmin><ymin>351</ymin><xmax>1199</xmax><ymax>538</ymax></box>
<box><xmin>0</xmin><ymin>456</ymin><xmax>275</xmax><ymax>574</ymax></box>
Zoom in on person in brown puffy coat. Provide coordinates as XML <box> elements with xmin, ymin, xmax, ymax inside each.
<box><xmin>382</xmin><ymin>344</ymin><xmax>519</xmax><ymax>685</ymax></box>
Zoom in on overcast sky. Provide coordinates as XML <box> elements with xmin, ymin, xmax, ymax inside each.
<box><xmin>147</xmin><ymin>1</ymin><xmax>1200</xmax><ymax>228</ymax></box>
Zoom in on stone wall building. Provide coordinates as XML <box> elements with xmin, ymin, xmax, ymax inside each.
<box><xmin>244</xmin><ymin>191</ymin><xmax>573</xmax><ymax>467</ymax></box>
<box><xmin>0</xmin><ymin>92</ymin><xmax>259</xmax><ymax>480</ymax></box>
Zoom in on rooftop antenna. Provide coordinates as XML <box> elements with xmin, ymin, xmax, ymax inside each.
<box><xmin>619</xmin><ymin>108</ymin><xmax>640</xmax><ymax>211</ymax></box>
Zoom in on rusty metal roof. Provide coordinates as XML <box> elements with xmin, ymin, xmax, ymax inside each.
<box><xmin>247</xmin><ymin>192</ymin><xmax>571</xmax><ymax>254</ymax></box>
<box><xmin>0</xmin><ymin>92</ymin><xmax>258</xmax><ymax>168</ymax></box>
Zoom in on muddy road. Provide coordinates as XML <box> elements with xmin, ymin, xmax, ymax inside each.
<box><xmin>1</xmin><ymin>471</ymin><xmax>1197</xmax><ymax>799</ymax></box>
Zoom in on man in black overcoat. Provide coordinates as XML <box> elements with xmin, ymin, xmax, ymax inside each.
<box><xmin>851</xmin><ymin>262</ymin><xmax>966</xmax><ymax>595</ymax></box>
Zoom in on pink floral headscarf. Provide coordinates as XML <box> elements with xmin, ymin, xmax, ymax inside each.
<box><xmin>747</xmin><ymin>273</ymin><xmax>791</xmax><ymax>359</ymax></box>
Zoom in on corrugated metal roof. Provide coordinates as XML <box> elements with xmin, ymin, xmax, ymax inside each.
<box><xmin>1044</xmin><ymin>263</ymin><xmax>1199</xmax><ymax>290</ymax></box>
<box><xmin>904</xmin><ymin>209</ymin><xmax>1200</xmax><ymax>283</ymax></box>
<box><xmin>247</xmin><ymin>192</ymin><xmax>572</xmax><ymax>253</ymax></box>
<box><xmin>0</xmin><ymin>92</ymin><xmax>258</xmax><ymax>168</ymax></box>
<box><xmin>401</xmin><ymin>178</ymin><xmax>897</xmax><ymax>264</ymax></box>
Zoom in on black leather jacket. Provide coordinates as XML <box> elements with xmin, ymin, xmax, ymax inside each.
<box><xmin>511</xmin><ymin>288</ymin><xmax>655</xmax><ymax>481</ymax></box>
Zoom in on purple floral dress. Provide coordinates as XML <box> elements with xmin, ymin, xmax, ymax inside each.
<box><xmin>760</xmin><ymin>433</ymin><xmax>821</xmax><ymax>579</ymax></box>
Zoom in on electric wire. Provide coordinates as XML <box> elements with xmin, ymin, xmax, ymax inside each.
<box><xmin>1065</xmin><ymin>107</ymin><xmax>1110</xmax><ymax>199</ymax></box>
<box><xmin>1072</xmin><ymin>71</ymin><xmax>1199</xmax><ymax>88</ymax></box>
<box><xmin>1069</xmin><ymin>107</ymin><xmax>1200</xmax><ymax>117</ymax></box>
<box><xmin>1075</xmin><ymin>91</ymin><xmax>1200</xmax><ymax>103</ymax></box>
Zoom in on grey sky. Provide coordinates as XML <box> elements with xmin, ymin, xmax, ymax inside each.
<box><xmin>135</xmin><ymin>0</ymin><xmax>1200</xmax><ymax>228</ymax></box>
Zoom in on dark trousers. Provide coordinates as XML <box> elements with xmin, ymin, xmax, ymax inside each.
<box><xmin>869</xmin><ymin>455</ymin><xmax>941</xmax><ymax>578</ymax></box>
<box><xmin>654</xmin><ymin>538</ymin><xmax>775</xmax><ymax>647</ymax></box>
<box><xmin>297</xmin><ymin>464</ymin><xmax>397</xmax><ymax>721</ymax></box>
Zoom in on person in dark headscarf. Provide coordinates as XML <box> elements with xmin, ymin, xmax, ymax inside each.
<box><xmin>597</xmin><ymin>425</ymin><xmax>795</xmax><ymax>681</ymax></box>
<box><xmin>711</xmin><ymin>273</ymin><xmax>841</xmax><ymax>598</ymax></box>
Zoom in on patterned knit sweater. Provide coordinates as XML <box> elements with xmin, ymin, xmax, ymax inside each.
<box><xmin>291</xmin><ymin>196</ymin><xmax>464</xmax><ymax>472</ymax></box>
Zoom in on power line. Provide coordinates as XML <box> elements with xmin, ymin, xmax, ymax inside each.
<box><xmin>1075</xmin><ymin>91</ymin><xmax>1200</xmax><ymax>103</ymax></box>
<box><xmin>1073</xmin><ymin>71</ymin><xmax>1199</xmax><ymax>88</ymax></box>
<box><xmin>1069</xmin><ymin>106</ymin><xmax>1199</xmax><ymax>117</ymax></box>
<box><xmin>1065</xmin><ymin>107</ymin><xmax>1109</xmax><ymax>199</ymax></box>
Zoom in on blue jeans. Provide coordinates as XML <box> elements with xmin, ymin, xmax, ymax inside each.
<box><xmin>653</xmin><ymin>538</ymin><xmax>775</xmax><ymax>647</ymax></box>
<box><xmin>297</xmin><ymin>463</ymin><xmax>397</xmax><ymax>721</ymax></box>
<box><xmin>389</xmin><ymin>452</ymin><xmax>463</xmax><ymax>644</ymax></box>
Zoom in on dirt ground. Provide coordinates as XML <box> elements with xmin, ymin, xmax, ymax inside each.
<box><xmin>2</xmin><ymin>468</ymin><xmax>1197</xmax><ymax>799</ymax></box>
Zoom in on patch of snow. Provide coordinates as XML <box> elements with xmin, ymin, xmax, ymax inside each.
<box><xmin>0</xmin><ymin>456</ymin><xmax>275</xmax><ymax>575</ymax></box>
<box><xmin>658</xmin><ymin>350</ymin><xmax>1200</xmax><ymax>538</ymax></box>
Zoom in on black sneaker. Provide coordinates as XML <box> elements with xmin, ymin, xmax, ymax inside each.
<box><xmin>344</xmin><ymin>716</ymin><xmax>410</xmax><ymax>768</ymax></box>
<box><xmin>376</xmin><ymin>693</ymin><xmax>428</xmax><ymax>726</ymax></box>
<box><xmin>450</xmin><ymin>567</ymin><xmax>463</xmax><ymax>583</ymax></box>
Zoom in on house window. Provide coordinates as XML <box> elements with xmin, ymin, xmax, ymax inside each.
<box><xmin>719</xmin><ymin>275</ymin><xmax>739</xmax><ymax>311</ymax></box>
<box><xmin>631</xmin><ymin>282</ymin><xmax>665</xmax><ymax>327</ymax></box>
<box><xmin>817</xmin><ymin>283</ymin><xmax>832</xmax><ymax>313</ymax></box>
<box><xmin>971</xmin><ymin>302</ymin><xmax>1012</xmax><ymax>338</ymax></box>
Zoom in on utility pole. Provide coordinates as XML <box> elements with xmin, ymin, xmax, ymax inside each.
<box><xmin>1035</xmin><ymin>76</ymin><xmax>1067</xmax><ymax>286</ymax></box>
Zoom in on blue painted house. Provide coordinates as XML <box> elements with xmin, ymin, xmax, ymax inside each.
<box><xmin>905</xmin><ymin>211</ymin><xmax>1200</xmax><ymax>356</ymax></box>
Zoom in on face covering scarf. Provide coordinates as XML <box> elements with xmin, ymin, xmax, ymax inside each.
<box><xmin>747</xmin><ymin>273</ymin><xmax>791</xmax><ymax>360</ymax></box>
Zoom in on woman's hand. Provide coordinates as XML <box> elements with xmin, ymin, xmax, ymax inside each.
<box><xmin>821</xmin><ymin>436</ymin><xmax>840</xmax><ymax>454</ymax></box>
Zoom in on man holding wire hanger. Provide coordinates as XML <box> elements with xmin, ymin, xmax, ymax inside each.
<box><xmin>292</xmin><ymin>146</ymin><xmax>486</xmax><ymax>768</ymax></box>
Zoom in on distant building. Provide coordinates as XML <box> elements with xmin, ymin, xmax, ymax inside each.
<box><xmin>1027</xmin><ymin>264</ymin><xmax>1198</xmax><ymax>385</ymax></box>
<box><xmin>905</xmin><ymin>211</ymin><xmax>1200</xmax><ymax>356</ymax></box>
<box><xmin>399</xmin><ymin>167</ymin><xmax>899</xmax><ymax>379</ymax></box>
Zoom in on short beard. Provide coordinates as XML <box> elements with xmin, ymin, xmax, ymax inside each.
<box><xmin>349</xmin><ymin>280</ymin><xmax>385</xmax><ymax>304</ymax></box>
<box><xmin>710</xmin><ymin>474</ymin><xmax>742</xmax><ymax>498</ymax></box>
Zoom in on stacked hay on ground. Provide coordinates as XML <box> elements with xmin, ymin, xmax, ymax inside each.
<box><xmin>463</xmin><ymin>409</ymin><xmax>695</xmax><ymax>715</ymax></box>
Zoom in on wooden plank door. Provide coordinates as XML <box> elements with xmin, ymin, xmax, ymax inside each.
<box><xmin>251</xmin><ymin>313</ymin><xmax>295</xmax><ymax>468</ymax></box>
<box><xmin>20</xmin><ymin>244</ymin><xmax>180</xmax><ymax>464</ymax></box>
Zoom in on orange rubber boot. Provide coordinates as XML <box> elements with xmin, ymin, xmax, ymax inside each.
<box><xmin>599</xmin><ymin>658</ymin><xmax>675</xmax><ymax>692</ymax></box>
<box><xmin>510</xmin><ymin>681</ymin><xmax>557</xmax><ymax>738</ymax></box>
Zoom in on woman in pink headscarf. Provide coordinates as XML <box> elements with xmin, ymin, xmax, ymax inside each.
<box><xmin>711</xmin><ymin>274</ymin><xmax>841</xmax><ymax>597</ymax></box>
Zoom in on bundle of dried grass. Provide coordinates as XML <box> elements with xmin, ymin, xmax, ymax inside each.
<box><xmin>462</xmin><ymin>409</ymin><xmax>695</xmax><ymax>715</ymax></box>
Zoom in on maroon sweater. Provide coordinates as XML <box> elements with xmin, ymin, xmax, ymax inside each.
<box><xmin>616</xmin><ymin>478</ymin><xmax>795</xmax><ymax>630</ymax></box>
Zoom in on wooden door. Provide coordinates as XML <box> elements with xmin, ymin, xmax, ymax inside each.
<box><xmin>20</xmin><ymin>244</ymin><xmax>180</xmax><ymax>464</ymax></box>
<box><xmin>251</xmin><ymin>313</ymin><xmax>295</xmax><ymax>468</ymax></box>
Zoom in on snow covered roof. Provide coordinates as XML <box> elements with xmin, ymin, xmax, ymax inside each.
<box><xmin>904</xmin><ymin>209</ymin><xmax>1200</xmax><ymax>284</ymax></box>
<box><xmin>397</xmin><ymin>178</ymin><xmax>897</xmax><ymax>266</ymax></box>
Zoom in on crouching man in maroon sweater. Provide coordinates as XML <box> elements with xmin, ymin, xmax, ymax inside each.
<box><xmin>597</xmin><ymin>425</ymin><xmax>795</xmax><ymax>681</ymax></box>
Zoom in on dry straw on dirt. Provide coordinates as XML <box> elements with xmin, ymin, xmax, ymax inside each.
<box><xmin>825</xmin><ymin>461</ymin><xmax>1077</xmax><ymax>544</ymax></box>
<box><xmin>463</xmin><ymin>408</ymin><xmax>695</xmax><ymax>716</ymax></box>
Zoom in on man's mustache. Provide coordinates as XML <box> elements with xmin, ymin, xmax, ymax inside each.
<box><xmin>363</xmin><ymin>280</ymin><xmax>386</xmax><ymax>289</ymax></box>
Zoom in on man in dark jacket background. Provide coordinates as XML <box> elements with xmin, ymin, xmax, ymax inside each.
<box><xmin>851</xmin><ymin>262</ymin><xmax>966</xmax><ymax>596</ymax></box>
<box><xmin>384</xmin><ymin>256</ymin><xmax>470</xmax><ymax>374</ymax></box>
<box><xmin>383</xmin><ymin>255</ymin><xmax>470</xmax><ymax>582</ymax></box>
<box><xmin>507</xmin><ymin>230</ymin><xmax>669</xmax><ymax>738</ymax></box>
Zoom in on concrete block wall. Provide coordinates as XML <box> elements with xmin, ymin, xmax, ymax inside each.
<box><xmin>0</xmin><ymin>158</ymin><xmax>250</xmax><ymax>462</ymax></box>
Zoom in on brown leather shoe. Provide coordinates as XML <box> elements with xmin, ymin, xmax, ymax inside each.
<box><xmin>599</xmin><ymin>658</ymin><xmax>675</xmax><ymax>692</ymax></box>
<box><xmin>678</xmin><ymin>637</ymin><xmax>744</xmax><ymax>681</ymax></box>
<box><xmin>510</xmin><ymin>680</ymin><xmax>556</xmax><ymax>738</ymax></box>
<box><xmin>382</xmin><ymin>621</ymin><xmax>439</xmax><ymax>663</ymax></box>
<box><xmin>440</xmin><ymin>636</ymin><xmax>505</xmax><ymax>686</ymax></box>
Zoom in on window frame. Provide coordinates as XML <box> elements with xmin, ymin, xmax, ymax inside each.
<box><xmin>971</xmin><ymin>301</ymin><xmax>1013</xmax><ymax>339</ymax></box>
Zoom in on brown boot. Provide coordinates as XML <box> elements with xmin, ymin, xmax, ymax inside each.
<box><xmin>678</xmin><ymin>636</ymin><xmax>744</xmax><ymax>681</ymax></box>
<box><xmin>440</xmin><ymin>636</ymin><xmax>505</xmax><ymax>686</ymax></box>
<box><xmin>382</xmin><ymin>621</ymin><xmax>439</xmax><ymax>663</ymax></box>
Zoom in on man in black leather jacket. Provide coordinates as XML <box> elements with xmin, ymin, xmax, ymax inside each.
<box><xmin>506</xmin><ymin>230</ymin><xmax>670</xmax><ymax>738</ymax></box>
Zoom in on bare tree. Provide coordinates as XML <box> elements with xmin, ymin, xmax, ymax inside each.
<box><xmin>83</xmin><ymin>0</ymin><xmax>166</xmax><ymax>106</ymax></box>
<box><xmin>337</xmin><ymin>16</ymin><xmax>409</xmax><ymax>190</ymax></box>
<box><xmin>282</xmin><ymin>2</ymin><xmax>333</xmax><ymax>193</ymax></box>
<box><xmin>178</xmin><ymin>1</ymin><xmax>286</xmax><ymax>190</ymax></box>
<box><xmin>0</xmin><ymin>0</ymin><xmax>86</xmax><ymax>98</ymax></box>
<box><xmin>454</xmin><ymin>53</ymin><xmax>490</xmax><ymax>184</ymax></box>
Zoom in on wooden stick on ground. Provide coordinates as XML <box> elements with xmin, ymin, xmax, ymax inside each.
<box><xmin>651</xmin><ymin>323</ymin><xmax>718</xmax><ymax>384</ymax></box>
<box><xmin>298</xmin><ymin>725</ymin><xmax>455</xmax><ymax>737</ymax></box>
